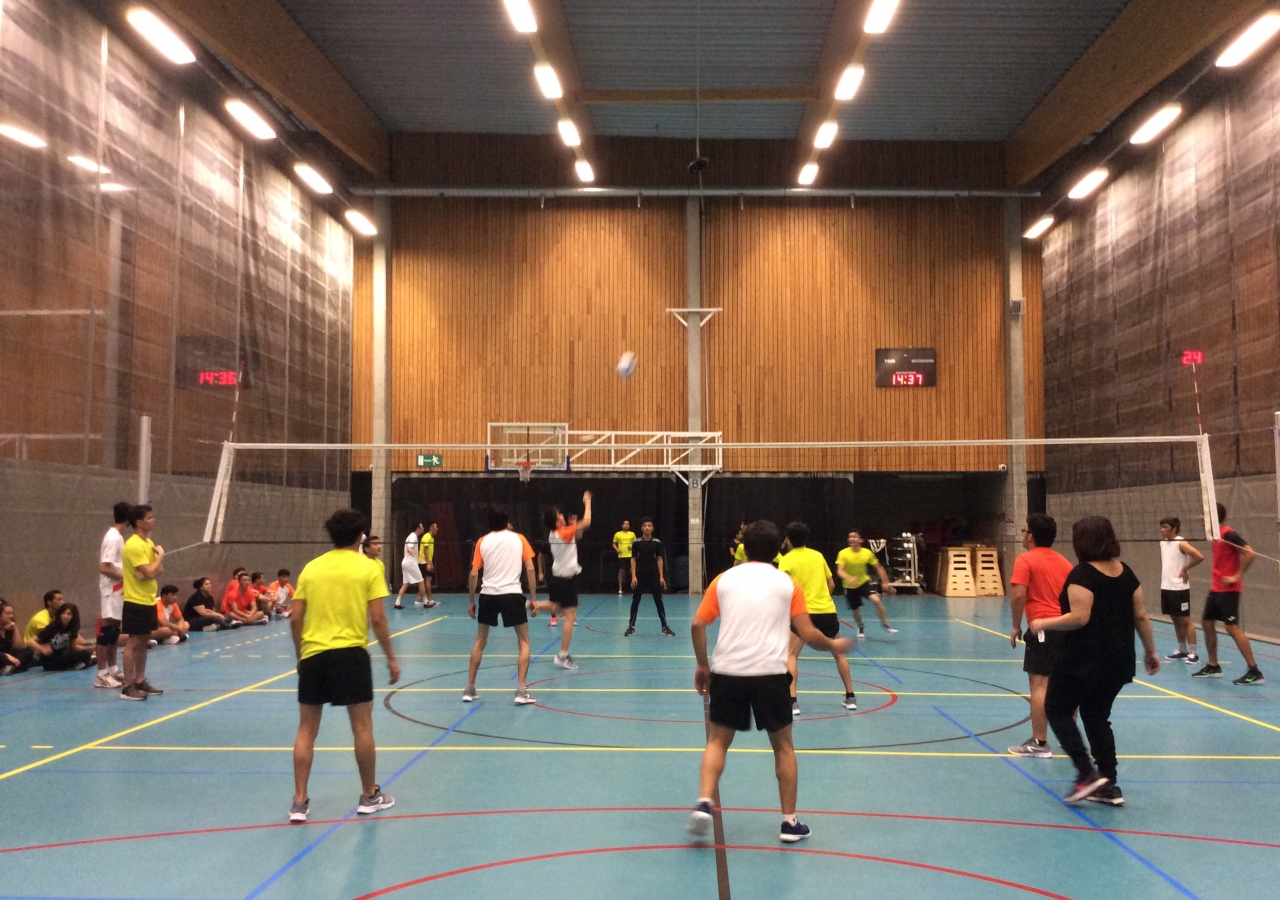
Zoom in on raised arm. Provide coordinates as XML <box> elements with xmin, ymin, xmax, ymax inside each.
<box><xmin>577</xmin><ymin>491</ymin><xmax>592</xmax><ymax>532</ymax></box>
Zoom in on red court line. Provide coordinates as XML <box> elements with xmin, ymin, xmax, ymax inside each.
<box><xmin>3</xmin><ymin>805</ymin><xmax>1278</xmax><ymax>857</ymax></box>
<box><xmin>348</xmin><ymin>843</ymin><xmax>1076</xmax><ymax>899</ymax></box>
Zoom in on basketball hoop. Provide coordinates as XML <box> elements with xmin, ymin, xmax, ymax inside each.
<box><xmin>515</xmin><ymin>460</ymin><xmax>537</xmax><ymax>483</ymax></box>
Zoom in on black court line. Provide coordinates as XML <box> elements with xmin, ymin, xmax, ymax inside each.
<box><xmin>702</xmin><ymin>694</ymin><xmax>732</xmax><ymax>900</ymax></box>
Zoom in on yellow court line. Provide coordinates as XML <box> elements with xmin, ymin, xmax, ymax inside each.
<box><xmin>0</xmin><ymin>616</ymin><xmax>447</xmax><ymax>781</ymax></box>
<box><xmin>952</xmin><ymin>618</ymin><xmax>1015</xmax><ymax>640</ymax></box>
<box><xmin>87</xmin><ymin>745</ymin><xmax>1280</xmax><ymax>760</ymax></box>
<box><xmin>240</xmin><ymin>687</ymin><xmax>1161</xmax><ymax>699</ymax></box>
<box><xmin>1134</xmin><ymin>679</ymin><xmax>1280</xmax><ymax>733</ymax></box>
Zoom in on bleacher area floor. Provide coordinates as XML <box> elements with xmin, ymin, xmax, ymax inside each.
<box><xmin>2</xmin><ymin>593</ymin><xmax>1278</xmax><ymax>900</ymax></box>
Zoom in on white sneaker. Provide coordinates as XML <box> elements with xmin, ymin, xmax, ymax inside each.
<box><xmin>514</xmin><ymin>687</ymin><xmax>537</xmax><ymax>705</ymax></box>
<box><xmin>112</xmin><ymin>666</ymin><xmax>123</xmax><ymax>679</ymax></box>
<box><xmin>163</xmin><ymin>635</ymin><xmax>180</xmax><ymax>645</ymax></box>
<box><xmin>883</xmin><ymin>625</ymin><xmax>898</xmax><ymax>634</ymax></box>
<box><xmin>554</xmin><ymin>652</ymin><xmax>578</xmax><ymax>670</ymax></box>
<box><xmin>94</xmin><ymin>672</ymin><xmax>122</xmax><ymax>689</ymax></box>
<box><xmin>147</xmin><ymin>639</ymin><xmax>158</xmax><ymax>648</ymax></box>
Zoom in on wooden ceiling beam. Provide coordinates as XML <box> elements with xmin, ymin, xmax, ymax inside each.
<box><xmin>150</xmin><ymin>0</ymin><xmax>389</xmax><ymax>177</ymax></box>
<box><xmin>794</xmin><ymin>0</ymin><xmax>876</xmax><ymax>183</ymax></box>
<box><xmin>1006</xmin><ymin>0</ymin><xmax>1271</xmax><ymax>187</ymax></box>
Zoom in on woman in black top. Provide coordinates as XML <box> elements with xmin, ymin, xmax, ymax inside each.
<box><xmin>31</xmin><ymin>602</ymin><xmax>95</xmax><ymax>671</ymax></box>
<box><xmin>1028</xmin><ymin>516</ymin><xmax>1160</xmax><ymax>807</ymax></box>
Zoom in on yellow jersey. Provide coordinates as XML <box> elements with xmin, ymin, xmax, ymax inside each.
<box><xmin>418</xmin><ymin>533</ymin><xmax>435</xmax><ymax>563</ymax></box>
<box><xmin>122</xmin><ymin>534</ymin><xmax>158</xmax><ymax>606</ymax></box>
<box><xmin>778</xmin><ymin>547</ymin><xmax>836</xmax><ymax>615</ymax></box>
<box><xmin>734</xmin><ymin>543</ymin><xmax>781</xmax><ymax>565</ymax></box>
<box><xmin>835</xmin><ymin>547</ymin><xmax>879</xmax><ymax>589</ymax></box>
<box><xmin>613</xmin><ymin>530</ymin><xmax>636</xmax><ymax>559</ymax></box>
<box><xmin>295</xmin><ymin>549</ymin><xmax>390</xmax><ymax>660</ymax></box>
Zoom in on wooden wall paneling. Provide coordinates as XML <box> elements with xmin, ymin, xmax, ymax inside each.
<box><xmin>1023</xmin><ymin>245</ymin><xmax>1045</xmax><ymax>471</ymax></box>
<box><xmin>351</xmin><ymin>243</ymin><xmax>373</xmax><ymax>471</ymax></box>
<box><xmin>703</xmin><ymin>198</ymin><xmax>1007</xmax><ymax>472</ymax></box>
<box><xmin>388</xmin><ymin>198</ymin><xmax>687</xmax><ymax>472</ymax></box>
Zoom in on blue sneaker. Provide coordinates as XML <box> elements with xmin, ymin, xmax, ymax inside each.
<box><xmin>687</xmin><ymin>800</ymin><xmax>714</xmax><ymax>840</ymax></box>
<box><xmin>780</xmin><ymin>819</ymin><xmax>811</xmax><ymax>842</ymax></box>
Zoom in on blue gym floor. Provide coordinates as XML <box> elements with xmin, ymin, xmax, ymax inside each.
<box><xmin>1</xmin><ymin>593</ymin><xmax>1278</xmax><ymax>900</ymax></box>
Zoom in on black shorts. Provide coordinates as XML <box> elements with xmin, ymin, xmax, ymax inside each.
<box><xmin>1203</xmin><ymin>591</ymin><xmax>1241</xmax><ymax>624</ymax></box>
<box><xmin>297</xmin><ymin>646</ymin><xmax>374</xmax><ymax>706</ymax></box>
<box><xmin>477</xmin><ymin>593</ymin><xmax>528</xmax><ymax>628</ymax></box>
<box><xmin>808</xmin><ymin>613</ymin><xmax>840</xmax><ymax>639</ymax></box>
<box><xmin>1022</xmin><ymin>629</ymin><xmax>1061</xmax><ymax>676</ymax></box>
<box><xmin>708</xmin><ymin>672</ymin><xmax>794</xmax><ymax>733</ymax></box>
<box><xmin>548</xmin><ymin>575</ymin><xmax>579</xmax><ymax>609</ymax></box>
<box><xmin>120</xmin><ymin>602</ymin><xmax>159</xmax><ymax>636</ymax></box>
<box><xmin>1160</xmin><ymin>589</ymin><xmax>1192</xmax><ymax>617</ymax></box>
<box><xmin>617</xmin><ymin>556</ymin><xmax>632</xmax><ymax>573</ymax></box>
<box><xmin>419</xmin><ymin>564</ymin><xmax>434</xmax><ymax>583</ymax></box>
<box><xmin>96</xmin><ymin>622</ymin><xmax>121</xmax><ymax>646</ymax></box>
<box><xmin>845</xmin><ymin>582</ymin><xmax>876</xmax><ymax>611</ymax></box>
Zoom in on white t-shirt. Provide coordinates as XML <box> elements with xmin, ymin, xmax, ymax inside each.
<box><xmin>472</xmin><ymin>530</ymin><xmax>535</xmax><ymax>595</ymax></box>
<box><xmin>696</xmin><ymin>563</ymin><xmax>807</xmax><ymax>677</ymax></box>
<box><xmin>404</xmin><ymin>531</ymin><xmax>420</xmax><ymax>560</ymax></box>
<box><xmin>99</xmin><ymin>527</ymin><xmax>125</xmax><ymax>600</ymax></box>
<box><xmin>548</xmin><ymin>525</ymin><xmax>582</xmax><ymax>578</ymax></box>
<box><xmin>1160</xmin><ymin>537</ymin><xmax>1193</xmax><ymax>591</ymax></box>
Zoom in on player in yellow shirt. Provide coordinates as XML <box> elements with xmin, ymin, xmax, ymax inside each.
<box><xmin>289</xmin><ymin>509</ymin><xmax>400</xmax><ymax>824</ymax></box>
<box><xmin>779</xmin><ymin>522</ymin><xmax>858</xmax><ymax>714</ymax></box>
<box><xmin>613</xmin><ymin>520</ymin><xmax>636</xmax><ymax>594</ymax></box>
<box><xmin>835</xmin><ymin>530</ymin><xmax>897</xmax><ymax>637</ymax></box>
<box><xmin>119</xmin><ymin>504</ymin><xmax>166</xmax><ymax>701</ymax></box>
<box><xmin>417</xmin><ymin>522</ymin><xmax>439</xmax><ymax>608</ymax></box>
<box><xmin>734</xmin><ymin>541</ymin><xmax>781</xmax><ymax>566</ymax></box>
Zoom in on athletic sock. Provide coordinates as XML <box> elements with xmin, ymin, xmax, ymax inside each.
<box><xmin>782</xmin><ymin>813</ymin><xmax>798</xmax><ymax>826</ymax></box>
<box><xmin>1178</xmin><ymin>641</ymin><xmax>1188</xmax><ymax>653</ymax></box>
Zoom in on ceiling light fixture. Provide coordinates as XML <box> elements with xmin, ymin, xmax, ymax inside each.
<box><xmin>535</xmin><ymin>64</ymin><xmax>563</xmax><ymax>99</ymax></box>
<box><xmin>834</xmin><ymin>65</ymin><xmax>865</xmax><ymax>101</ymax></box>
<box><xmin>0</xmin><ymin>124</ymin><xmax>47</xmax><ymax>148</ymax></box>
<box><xmin>344</xmin><ymin>209</ymin><xmax>378</xmax><ymax>236</ymax></box>
<box><xmin>814</xmin><ymin>121</ymin><xmax>838</xmax><ymax>148</ymax></box>
<box><xmin>558</xmin><ymin>119</ymin><xmax>581</xmax><ymax>147</ymax></box>
<box><xmin>864</xmin><ymin>0</ymin><xmax>901</xmax><ymax>35</ymax></box>
<box><xmin>575</xmin><ymin>160</ymin><xmax>595</xmax><ymax>182</ymax></box>
<box><xmin>1023</xmin><ymin>215</ymin><xmax>1054</xmax><ymax>240</ymax></box>
<box><xmin>502</xmin><ymin>0</ymin><xmax>538</xmax><ymax>33</ymax></box>
<box><xmin>68</xmin><ymin>155</ymin><xmax>110</xmax><ymax>173</ymax></box>
<box><xmin>126</xmin><ymin>8</ymin><xmax>196</xmax><ymax>65</ymax></box>
<box><xmin>293</xmin><ymin>163</ymin><xmax>333</xmax><ymax>194</ymax></box>
<box><xmin>1130</xmin><ymin>104</ymin><xmax>1182</xmax><ymax>145</ymax></box>
<box><xmin>798</xmin><ymin>163</ymin><xmax>819</xmax><ymax>186</ymax></box>
<box><xmin>224</xmin><ymin>100</ymin><xmax>276</xmax><ymax>140</ymax></box>
<box><xmin>1216</xmin><ymin>12</ymin><xmax>1280</xmax><ymax>68</ymax></box>
<box><xmin>99</xmin><ymin>183</ymin><xmax>131</xmax><ymax>192</ymax></box>
<box><xmin>1067</xmin><ymin>168</ymin><xmax>1109</xmax><ymax>200</ymax></box>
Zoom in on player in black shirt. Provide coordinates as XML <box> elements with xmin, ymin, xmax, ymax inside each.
<box><xmin>626</xmin><ymin>518</ymin><xmax>674</xmax><ymax>636</ymax></box>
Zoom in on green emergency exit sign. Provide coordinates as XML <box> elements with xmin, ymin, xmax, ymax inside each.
<box><xmin>416</xmin><ymin>453</ymin><xmax>443</xmax><ymax>468</ymax></box>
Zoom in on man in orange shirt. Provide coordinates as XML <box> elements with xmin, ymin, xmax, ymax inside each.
<box><xmin>153</xmin><ymin>584</ymin><xmax>189</xmax><ymax>644</ymax></box>
<box><xmin>222</xmin><ymin>569</ymin><xmax>267</xmax><ymax>626</ymax></box>
<box><xmin>464</xmin><ymin>508</ymin><xmax>539</xmax><ymax>706</ymax></box>
<box><xmin>1008</xmin><ymin>513</ymin><xmax>1075</xmax><ymax>759</ymax></box>
<box><xmin>267</xmin><ymin>569</ymin><xmax>295</xmax><ymax>619</ymax></box>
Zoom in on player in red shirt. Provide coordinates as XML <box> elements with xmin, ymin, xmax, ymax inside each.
<box><xmin>1192</xmin><ymin>503</ymin><xmax>1263</xmax><ymax>685</ymax></box>
<box><xmin>1008</xmin><ymin>514</ymin><xmax>1075</xmax><ymax>758</ymax></box>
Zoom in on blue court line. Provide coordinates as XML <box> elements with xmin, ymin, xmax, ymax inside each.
<box><xmin>242</xmin><ymin>703</ymin><xmax>482</xmax><ymax>900</ymax></box>
<box><xmin>854</xmin><ymin>647</ymin><xmax>902</xmax><ymax>684</ymax></box>
<box><xmin>933</xmin><ymin>706</ymin><xmax>1202</xmax><ymax>900</ymax></box>
<box><xmin>512</xmin><ymin>597</ymin><xmax>608</xmax><ymax>680</ymax></box>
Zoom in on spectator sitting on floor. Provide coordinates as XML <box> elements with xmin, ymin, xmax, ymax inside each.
<box><xmin>223</xmin><ymin>570</ymin><xmax>267</xmax><ymax>626</ymax></box>
<box><xmin>24</xmin><ymin>590</ymin><xmax>66</xmax><ymax>643</ymax></box>
<box><xmin>154</xmin><ymin>585</ymin><xmax>189</xmax><ymax>644</ymax></box>
<box><xmin>185</xmin><ymin>578</ymin><xmax>238</xmax><ymax>631</ymax></box>
<box><xmin>250</xmin><ymin>571</ymin><xmax>273</xmax><ymax>619</ymax></box>
<box><xmin>1</xmin><ymin>599</ymin><xmax>36</xmax><ymax>675</ymax></box>
<box><xmin>266</xmin><ymin>569</ymin><xmax>294</xmax><ymax>618</ymax></box>
<box><xmin>30</xmin><ymin>602</ymin><xmax>95</xmax><ymax>671</ymax></box>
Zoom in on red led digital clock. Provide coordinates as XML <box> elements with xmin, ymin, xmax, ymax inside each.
<box><xmin>891</xmin><ymin>371</ymin><xmax>927</xmax><ymax>386</ymax></box>
<box><xmin>197</xmin><ymin>370</ymin><xmax>238</xmax><ymax>386</ymax></box>
<box><xmin>876</xmin><ymin>349</ymin><xmax>937</xmax><ymax>387</ymax></box>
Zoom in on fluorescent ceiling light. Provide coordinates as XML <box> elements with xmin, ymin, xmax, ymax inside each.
<box><xmin>68</xmin><ymin>155</ymin><xmax>110</xmax><ymax>173</ymax></box>
<box><xmin>99</xmin><ymin>183</ymin><xmax>131</xmax><ymax>192</ymax></box>
<box><xmin>834</xmin><ymin>65</ymin><xmax>865</xmax><ymax>101</ymax></box>
<box><xmin>558</xmin><ymin>119</ymin><xmax>581</xmax><ymax>147</ymax></box>
<box><xmin>1067</xmin><ymin>168</ymin><xmax>1108</xmax><ymax>200</ymax></box>
<box><xmin>0</xmin><ymin>124</ymin><xmax>47</xmax><ymax>148</ymax></box>
<box><xmin>814</xmin><ymin>121</ymin><xmax>838</xmax><ymax>148</ymax></box>
<box><xmin>534</xmin><ymin>64</ymin><xmax>563</xmax><ymax>99</ymax></box>
<box><xmin>293</xmin><ymin>162</ymin><xmax>333</xmax><ymax>194</ymax></box>
<box><xmin>1216</xmin><ymin>12</ymin><xmax>1280</xmax><ymax>68</ymax></box>
<box><xmin>1130</xmin><ymin>104</ymin><xmax>1182</xmax><ymax>145</ymax></box>
<box><xmin>126</xmin><ymin>8</ymin><xmax>196</xmax><ymax>65</ymax></box>
<box><xmin>575</xmin><ymin>160</ymin><xmax>595</xmax><ymax>182</ymax></box>
<box><xmin>344</xmin><ymin>209</ymin><xmax>378</xmax><ymax>236</ymax></box>
<box><xmin>798</xmin><ymin>163</ymin><xmax>819</xmax><ymax>186</ymax></box>
<box><xmin>864</xmin><ymin>0</ymin><xmax>900</xmax><ymax>34</ymax></box>
<box><xmin>1023</xmin><ymin>215</ymin><xmax>1054</xmax><ymax>240</ymax></box>
<box><xmin>224</xmin><ymin>100</ymin><xmax>276</xmax><ymax>140</ymax></box>
<box><xmin>503</xmin><ymin>0</ymin><xmax>538</xmax><ymax>33</ymax></box>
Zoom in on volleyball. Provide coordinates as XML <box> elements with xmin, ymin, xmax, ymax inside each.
<box><xmin>616</xmin><ymin>351</ymin><xmax>637</xmax><ymax>380</ymax></box>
